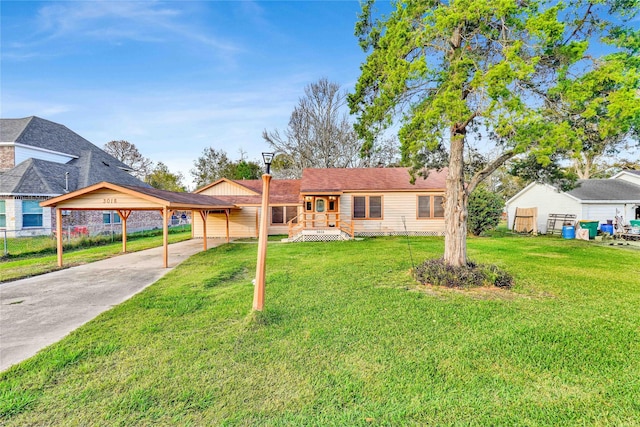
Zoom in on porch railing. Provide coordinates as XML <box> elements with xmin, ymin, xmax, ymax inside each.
<box><xmin>288</xmin><ymin>212</ymin><xmax>354</xmax><ymax>239</ymax></box>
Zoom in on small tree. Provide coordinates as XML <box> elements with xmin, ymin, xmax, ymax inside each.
<box><xmin>104</xmin><ymin>140</ymin><xmax>153</xmax><ymax>180</ymax></box>
<box><xmin>191</xmin><ymin>148</ymin><xmax>263</xmax><ymax>187</ymax></box>
<box><xmin>226</xmin><ymin>160</ymin><xmax>262</xmax><ymax>180</ymax></box>
<box><xmin>467</xmin><ymin>186</ymin><xmax>504</xmax><ymax>236</ymax></box>
<box><xmin>190</xmin><ymin>148</ymin><xmax>232</xmax><ymax>189</ymax></box>
<box><xmin>145</xmin><ymin>162</ymin><xmax>187</xmax><ymax>192</ymax></box>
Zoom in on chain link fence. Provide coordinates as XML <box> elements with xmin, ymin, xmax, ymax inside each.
<box><xmin>1</xmin><ymin>222</ymin><xmax>191</xmax><ymax>258</ymax></box>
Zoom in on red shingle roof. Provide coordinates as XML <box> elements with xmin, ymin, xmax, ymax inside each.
<box><xmin>300</xmin><ymin>168</ymin><xmax>446</xmax><ymax>193</ymax></box>
<box><xmin>233</xmin><ymin>179</ymin><xmax>300</xmax><ymax>197</ymax></box>
<box><xmin>223</xmin><ymin>179</ymin><xmax>301</xmax><ymax>205</ymax></box>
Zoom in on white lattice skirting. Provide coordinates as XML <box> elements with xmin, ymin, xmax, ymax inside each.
<box><xmin>355</xmin><ymin>231</ymin><xmax>444</xmax><ymax>237</ymax></box>
<box><xmin>288</xmin><ymin>230</ymin><xmax>444</xmax><ymax>242</ymax></box>
<box><xmin>289</xmin><ymin>230</ymin><xmax>352</xmax><ymax>242</ymax></box>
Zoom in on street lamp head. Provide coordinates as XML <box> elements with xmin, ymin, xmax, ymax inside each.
<box><xmin>262</xmin><ymin>152</ymin><xmax>275</xmax><ymax>174</ymax></box>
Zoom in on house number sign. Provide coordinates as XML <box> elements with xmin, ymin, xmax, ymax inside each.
<box><xmin>103</xmin><ymin>198</ymin><xmax>117</xmax><ymax>204</ymax></box>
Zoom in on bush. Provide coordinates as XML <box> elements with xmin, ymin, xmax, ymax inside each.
<box><xmin>414</xmin><ymin>258</ymin><xmax>513</xmax><ymax>289</ymax></box>
<box><xmin>468</xmin><ymin>186</ymin><xmax>504</xmax><ymax>236</ymax></box>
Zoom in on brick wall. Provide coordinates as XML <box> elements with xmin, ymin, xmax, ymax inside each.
<box><xmin>0</xmin><ymin>146</ymin><xmax>15</xmax><ymax>171</ymax></box>
<box><xmin>50</xmin><ymin>209</ymin><xmax>164</xmax><ymax>235</ymax></box>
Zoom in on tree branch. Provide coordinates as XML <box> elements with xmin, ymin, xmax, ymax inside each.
<box><xmin>562</xmin><ymin>3</ymin><xmax>594</xmax><ymax>46</ymax></box>
<box><xmin>467</xmin><ymin>149</ymin><xmax>515</xmax><ymax>194</ymax></box>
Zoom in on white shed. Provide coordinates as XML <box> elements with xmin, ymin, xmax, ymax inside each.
<box><xmin>611</xmin><ymin>170</ymin><xmax>640</xmax><ymax>187</ymax></box>
<box><xmin>506</xmin><ymin>178</ymin><xmax>640</xmax><ymax>234</ymax></box>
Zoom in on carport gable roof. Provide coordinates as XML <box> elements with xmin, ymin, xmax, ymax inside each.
<box><xmin>40</xmin><ymin>181</ymin><xmax>236</xmax><ymax>211</ymax></box>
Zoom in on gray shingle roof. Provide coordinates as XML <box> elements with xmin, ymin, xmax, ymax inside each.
<box><xmin>0</xmin><ymin>159</ymin><xmax>78</xmax><ymax>194</ymax></box>
<box><xmin>567</xmin><ymin>179</ymin><xmax>640</xmax><ymax>201</ymax></box>
<box><xmin>0</xmin><ymin>117</ymin><xmax>31</xmax><ymax>142</ymax></box>
<box><xmin>0</xmin><ymin>116</ymin><xmax>149</xmax><ymax>195</ymax></box>
<box><xmin>1</xmin><ymin>116</ymin><xmax>132</xmax><ymax>171</ymax></box>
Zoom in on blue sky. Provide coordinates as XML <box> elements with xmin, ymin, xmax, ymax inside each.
<box><xmin>2</xmin><ymin>0</ymin><xmax>371</xmax><ymax>187</ymax></box>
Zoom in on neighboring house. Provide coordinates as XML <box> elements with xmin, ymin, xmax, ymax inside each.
<box><xmin>193</xmin><ymin>167</ymin><xmax>447</xmax><ymax>241</ymax></box>
<box><xmin>0</xmin><ymin>116</ymin><xmax>158</xmax><ymax>236</ymax></box>
<box><xmin>505</xmin><ymin>173</ymin><xmax>640</xmax><ymax>234</ymax></box>
<box><xmin>611</xmin><ymin>169</ymin><xmax>640</xmax><ymax>187</ymax></box>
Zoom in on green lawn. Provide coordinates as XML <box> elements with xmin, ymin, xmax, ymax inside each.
<box><xmin>2</xmin><ymin>236</ymin><xmax>639</xmax><ymax>425</ymax></box>
<box><xmin>0</xmin><ymin>228</ymin><xmax>193</xmax><ymax>282</ymax></box>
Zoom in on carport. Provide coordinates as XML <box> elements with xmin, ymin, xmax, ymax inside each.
<box><xmin>40</xmin><ymin>182</ymin><xmax>237</xmax><ymax>268</ymax></box>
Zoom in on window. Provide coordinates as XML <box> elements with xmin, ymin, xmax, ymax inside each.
<box><xmin>353</xmin><ymin>196</ymin><xmax>383</xmax><ymax>219</ymax></box>
<box><xmin>0</xmin><ymin>200</ymin><xmax>5</xmax><ymax>228</ymax></box>
<box><xmin>434</xmin><ymin>196</ymin><xmax>444</xmax><ymax>217</ymax></box>
<box><xmin>22</xmin><ymin>200</ymin><xmax>43</xmax><ymax>227</ymax></box>
<box><xmin>271</xmin><ymin>207</ymin><xmax>284</xmax><ymax>224</ymax></box>
<box><xmin>418</xmin><ymin>195</ymin><xmax>445</xmax><ymax>219</ymax></box>
<box><xmin>328</xmin><ymin>196</ymin><xmax>338</xmax><ymax>212</ymax></box>
<box><xmin>353</xmin><ymin>197</ymin><xmax>366</xmax><ymax>218</ymax></box>
<box><xmin>271</xmin><ymin>206</ymin><xmax>298</xmax><ymax>225</ymax></box>
<box><xmin>315</xmin><ymin>199</ymin><xmax>325</xmax><ymax>212</ymax></box>
<box><xmin>103</xmin><ymin>211</ymin><xmax>121</xmax><ymax>224</ymax></box>
<box><xmin>285</xmin><ymin>206</ymin><xmax>298</xmax><ymax>224</ymax></box>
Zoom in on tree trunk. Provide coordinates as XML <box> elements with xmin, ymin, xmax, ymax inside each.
<box><xmin>443</xmin><ymin>130</ymin><xmax>468</xmax><ymax>267</ymax></box>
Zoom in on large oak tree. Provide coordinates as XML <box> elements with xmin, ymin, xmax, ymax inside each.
<box><xmin>549</xmin><ymin>50</ymin><xmax>640</xmax><ymax>179</ymax></box>
<box><xmin>349</xmin><ymin>0</ymin><xmax>639</xmax><ymax>266</ymax></box>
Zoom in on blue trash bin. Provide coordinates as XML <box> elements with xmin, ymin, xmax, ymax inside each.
<box><xmin>600</xmin><ymin>224</ymin><xmax>614</xmax><ymax>235</ymax></box>
<box><xmin>562</xmin><ymin>225</ymin><xmax>575</xmax><ymax>239</ymax></box>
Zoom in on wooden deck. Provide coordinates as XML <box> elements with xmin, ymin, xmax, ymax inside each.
<box><xmin>288</xmin><ymin>212</ymin><xmax>354</xmax><ymax>241</ymax></box>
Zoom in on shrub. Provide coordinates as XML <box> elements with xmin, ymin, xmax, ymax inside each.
<box><xmin>414</xmin><ymin>258</ymin><xmax>513</xmax><ymax>289</ymax></box>
<box><xmin>468</xmin><ymin>186</ymin><xmax>504</xmax><ymax>236</ymax></box>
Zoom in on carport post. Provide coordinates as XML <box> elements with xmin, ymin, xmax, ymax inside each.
<box><xmin>225</xmin><ymin>209</ymin><xmax>230</xmax><ymax>243</ymax></box>
<box><xmin>199</xmin><ymin>210</ymin><xmax>209</xmax><ymax>251</ymax></box>
<box><xmin>163</xmin><ymin>206</ymin><xmax>169</xmax><ymax>268</ymax></box>
<box><xmin>117</xmin><ymin>210</ymin><xmax>132</xmax><ymax>253</ymax></box>
<box><xmin>56</xmin><ymin>207</ymin><xmax>63</xmax><ymax>267</ymax></box>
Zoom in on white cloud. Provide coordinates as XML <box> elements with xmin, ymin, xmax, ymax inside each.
<box><xmin>5</xmin><ymin>1</ymin><xmax>240</xmax><ymax>60</ymax></box>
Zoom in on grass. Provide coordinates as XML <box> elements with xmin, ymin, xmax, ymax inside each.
<box><xmin>2</xmin><ymin>225</ymin><xmax>192</xmax><ymax>259</ymax></box>
<box><xmin>0</xmin><ymin>229</ymin><xmax>193</xmax><ymax>282</ymax></box>
<box><xmin>1</xmin><ymin>235</ymin><xmax>640</xmax><ymax>425</ymax></box>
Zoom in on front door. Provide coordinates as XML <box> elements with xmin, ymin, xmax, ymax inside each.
<box><xmin>315</xmin><ymin>198</ymin><xmax>326</xmax><ymax>213</ymax></box>
<box><xmin>302</xmin><ymin>196</ymin><xmax>340</xmax><ymax>228</ymax></box>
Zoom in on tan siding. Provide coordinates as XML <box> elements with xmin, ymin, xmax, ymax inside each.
<box><xmin>343</xmin><ymin>192</ymin><xmax>445</xmax><ymax>234</ymax></box>
<box><xmin>193</xmin><ymin>208</ymin><xmax>258</xmax><ymax>238</ymax></box>
<box><xmin>55</xmin><ymin>189</ymin><xmax>161</xmax><ymax>209</ymax></box>
<box><xmin>199</xmin><ymin>181</ymin><xmax>257</xmax><ymax>196</ymax></box>
<box><xmin>268</xmin><ymin>224</ymin><xmax>290</xmax><ymax>235</ymax></box>
<box><xmin>268</xmin><ymin>205</ymin><xmax>301</xmax><ymax>235</ymax></box>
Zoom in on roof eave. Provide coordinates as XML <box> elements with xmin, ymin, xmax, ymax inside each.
<box><xmin>578</xmin><ymin>199</ymin><xmax>640</xmax><ymax>204</ymax></box>
<box><xmin>194</xmin><ymin>177</ymin><xmax>260</xmax><ymax>195</ymax></box>
<box><xmin>9</xmin><ymin>142</ymin><xmax>79</xmax><ymax>159</ymax></box>
<box><xmin>1</xmin><ymin>193</ymin><xmax>60</xmax><ymax>197</ymax></box>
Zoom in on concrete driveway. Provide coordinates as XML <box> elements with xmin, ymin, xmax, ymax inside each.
<box><xmin>0</xmin><ymin>239</ymin><xmax>221</xmax><ymax>372</ymax></box>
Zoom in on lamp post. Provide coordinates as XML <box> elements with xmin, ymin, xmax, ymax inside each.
<box><xmin>253</xmin><ymin>152</ymin><xmax>274</xmax><ymax>311</ymax></box>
